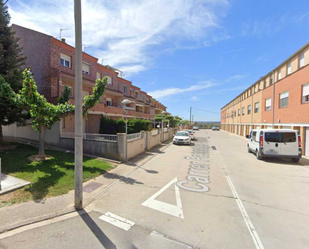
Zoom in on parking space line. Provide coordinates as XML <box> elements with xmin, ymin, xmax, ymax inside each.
<box><xmin>98</xmin><ymin>212</ymin><xmax>135</xmax><ymax>231</ymax></box>
<box><xmin>225</xmin><ymin>176</ymin><xmax>265</xmax><ymax>249</ymax></box>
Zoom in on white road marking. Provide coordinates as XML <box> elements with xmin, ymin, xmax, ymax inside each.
<box><xmin>142</xmin><ymin>177</ymin><xmax>184</xmax><ymax>219</ymax></box>
<box><xmin>98</xmin><ymin>212</ymin><xmax>135</xmax><ymax>231</ymax></box>
<box><xmin>150</xmin><ymin>231</ymin><xmax>192</xmax><ymax>248</ymax></box>
<box><xmin>225</xmin><ymin>176</ymin><xmax>265</xmax><ymax>249</ymax></box>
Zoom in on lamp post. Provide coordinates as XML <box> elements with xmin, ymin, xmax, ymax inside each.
<box><xmin>121</xmin><ymin>99</ymin><xmax>131</xmax><ymax>162</ymax></box>
<box><xmin>161</xmin><ymin>111</ymin><xmax>166</xmax><ymax>141</ymax></box>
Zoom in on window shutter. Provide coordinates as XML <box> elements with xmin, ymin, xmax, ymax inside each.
<box><xmin>82</xmin><ymin>62</ymin><xmax>90</xmax><ymax>73</ymax></box>
<box><xmin>302</xmin><ymin>84</ymin><xmax>309</xmax><ymax>96</ymax></box>
<box><xmin>300</xmin><ymin>52</ymin><xmax>305</xmax><ymax>67</ymax></box>
<box><xmin>266</xmin><ymin>98</ymin><xmax>271</xmax><ymax>107</ymax></box>
<box><xmin>60</xmin><ymin>53</ymin><xmax>71</xmax><ymax>62</ymax></box>
<box><xmin>280</xmin><ymin>92</ymin><xmax>289</xmax><ymax>99</ymax></box>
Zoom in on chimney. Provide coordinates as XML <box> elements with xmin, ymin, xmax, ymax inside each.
<box><xmin>61</xmin><ymin>38</ymin><xmax>66</xmax><ymax>43</ymax></box>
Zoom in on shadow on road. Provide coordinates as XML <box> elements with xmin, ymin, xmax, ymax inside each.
<box><xmin>78</xmin><ymin>209</ymin><xmax>117</xmax><ymax>249</ymax></box>
<box><xmin>261</xmin><ymin>157</ymin><xmax>309</xmax><ymax>167</ymax></box>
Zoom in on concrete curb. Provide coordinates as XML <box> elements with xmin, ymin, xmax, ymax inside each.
<box><xmin>0</xmin><ymin>206</ymin><xmax>75</xmax><ymax>234</ymax></box>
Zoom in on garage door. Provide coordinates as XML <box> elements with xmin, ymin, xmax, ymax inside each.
<box><xmin>256</xmin><ymin>126</ymin><xmax>261</xmax><ymax>130</ymax></box>
<box><xmin>306</xmin><ymin>128</ymin><xmax>309</xmax><ymax>156</ymax></box>
<box><xmin>267</xmin><ymin>125</ymin><xmax>273</xmax><ymax>129</ymax></box>
<box><xmin>243</xmin><ymin>125</ymin><xmax>246</xmax><ymax>136</ymax></box>
<box><xmin>239</xmin><ymin>125</ymin><xmax>241</xmax><ymax>135</ymax></box>
<box><xmin>282</xmin><ymin>126</ymin><xmax>292</xmax><ymax>129</ymax></box>
<box><xmin>235</xmin><ymin>125</ymin><xmax>237</xmax><ymax>134</ymax></box>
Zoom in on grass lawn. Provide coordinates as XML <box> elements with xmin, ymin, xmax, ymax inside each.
<box><xmin>0</xmin><ymin>142</ymin><xmax>113</xmax><ymax>207</ymax></box>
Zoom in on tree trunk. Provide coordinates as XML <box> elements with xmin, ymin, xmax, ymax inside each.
<box><xmin>38</xmin><ymin>125</ymin><xmax>46</xmax><ymax>159</ymax></box>
<box><xmin>0</xmin><ymin>125</ymin><xmax>4</xmax><ymax>147</ymax></box>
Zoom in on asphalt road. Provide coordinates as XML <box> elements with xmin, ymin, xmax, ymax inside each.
<box><xmin>1</xmin><ymin>130</ymin><xmax>309</xmax><ymax>249</ymax></box>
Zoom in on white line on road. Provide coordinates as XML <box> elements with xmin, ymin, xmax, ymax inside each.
<box><xmin>142</xmin><ymin>177</ymin><xmax>184</xmax><ymax>219</ymax></box>
<box><xmin>225</xmin><ymin>176</ymin><xmax>265</xmax><ymax>249</ymax></box>
<box><xmin>99</xmin><ymin>212</ymin><xmax>135</xmax><ymax>231</ymax></box>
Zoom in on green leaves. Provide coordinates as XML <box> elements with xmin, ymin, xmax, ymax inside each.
<box><xmin>20</xmin><ymin>69</ymin><xmax>106</xmax><ymax>132</ymax></box>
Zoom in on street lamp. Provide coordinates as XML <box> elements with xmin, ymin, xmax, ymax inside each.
<box><xmin>121</xmin><ymin>99</ymin><xmax>131</xmax><ymax>162</ymax></box>
<box><xmin>161</xmin><ymin>111</ymin><xmax>166</xmax><ymax>141</ymax></box>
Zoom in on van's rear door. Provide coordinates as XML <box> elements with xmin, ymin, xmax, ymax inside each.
<box><xmin>280</xmin><ymin>132</ymin><xmax>298</xmax><ymax>156</ymax></box>
<box><xmin>263</xmin><ymin>132</ymin><xmax>281</xmax><ymax>156</ymax></box>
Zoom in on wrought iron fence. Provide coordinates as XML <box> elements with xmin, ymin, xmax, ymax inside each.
<box><xmin>60</xmin><ymin>132</ymin><xmax>117</xmax><ymax>142</ymax></box>
<box><xmin>127</xmin><ymin>132</ymin><xmax>142</xmax><ymax>141</ymax></box>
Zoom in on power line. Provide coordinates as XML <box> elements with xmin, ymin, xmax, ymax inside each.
<box><xmin>3</xmin><ymin>0</ymin><xmax>9</xmax><ymax>5</ymax></box>
<box><xmin>191</xmin><ymin>107</ymin><xmax>220</xmax><ymax>114</ymax></box>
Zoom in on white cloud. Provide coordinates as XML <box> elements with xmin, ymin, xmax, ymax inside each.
<box><xmin>149</xmin><ymin>81</ymin><xmax>215</xmax><ymax>99</ymax></box>
<box><xmin>191</xmin><ymin>96</ymin><xmax>199</xmax><ymax>101</ymax></box>
<box><xmin>8</xmin><ymin>0</ymin><xmax>229</xmax><ymax>75</ymax></box>
<box><xmin>225</xmin><ymin>74</ymin><xmax>248</xmax><ymax>82</ymax></box>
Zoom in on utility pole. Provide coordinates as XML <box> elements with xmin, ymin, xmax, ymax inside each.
<box><xmin>190</xmin><ymin>107</ymin><xmax>192</xmax><ymax>127</ymax></box>
<box><xmin>74</xmin><ymin>0</ymin><xmax>83</xmax><ymax>210</ymax></box>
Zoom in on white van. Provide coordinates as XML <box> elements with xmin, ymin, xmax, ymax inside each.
<box><xmin>246</xmin><ymin>129</ymin><xmax>302</xmax><ymax>162</ymax></box>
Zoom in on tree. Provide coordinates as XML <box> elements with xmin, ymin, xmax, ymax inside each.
<box><xmin>0</xmin><ymin>1</ymin><xmax>26</xmax><ymax>91</ymax></box>
<box><xmin>0</xmin><ymin>1</ymin><xmax>27</xmax><ymax>146</ymax></box>
<box><xmin>0</xmin><ymin>76</ymin><xmax>28</xmax><ymax>147</ymax></box>
<box><xmin>21</xmin><ymin>69</ymin><xmax>106</xmax><ymax>159</ymax></box>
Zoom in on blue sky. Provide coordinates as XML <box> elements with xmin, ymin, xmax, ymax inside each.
<box><xmin>8</xmin><ymin>0</ymin><xmax>309</xmax><ymax>121</ymax></box>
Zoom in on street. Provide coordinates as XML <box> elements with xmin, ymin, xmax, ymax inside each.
<box><xmin>1</xmin><ymin>130</ymin><xmax>309</xmax><ymax>249</ymax></box>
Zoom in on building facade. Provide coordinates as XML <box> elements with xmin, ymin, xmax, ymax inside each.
<box><xmin>12</xmin><ymin>24</ymin><xmax>167</xmax><ymax>134</ymax></box>
<box><xmin>221</xmin><ymin>42</ymin><xmax>309</xmax><ymax>157</ymax></box>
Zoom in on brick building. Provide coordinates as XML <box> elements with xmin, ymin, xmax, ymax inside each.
<box><xmin>221</xmin><ymin>42</ymin><xmax>309</xmax><ymax>157</ymax></box>
<box><xmin>12</xmin><ymin>24</ymin><xmax>167</xmax><ymax>134</ymax></box>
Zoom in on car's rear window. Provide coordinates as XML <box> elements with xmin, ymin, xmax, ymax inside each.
<box><xmin>176</xmin><ymin>132</ymin><xmax>188</xmax><ymax>136</ymax></box>
<box><xmin>282</xmin><ymin>132</ymin><xmax>296</xmax><ymax>142</ymax></box>
<box><xmin>265</xmin><ymin>132</ymin><xmax>296</xmax><ymax>143</ymax></box>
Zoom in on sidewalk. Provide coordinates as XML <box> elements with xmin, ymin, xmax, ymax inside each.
<box><xmin>0</xmin><ymin>140</ymin><xmax>172</xmax><ymax>234</ymax></box>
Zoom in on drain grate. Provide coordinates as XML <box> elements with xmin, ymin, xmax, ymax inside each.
<box><xmin>211</xmin><ymin>146</ymin><xmax>217</xmax><ymax>150</ymax></box>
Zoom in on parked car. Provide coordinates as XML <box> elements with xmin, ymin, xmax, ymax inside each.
<box><xmin>193</xmin><ymin>126</ymin><xmax>199</xmax><ymax>130</ymax></box>
<box><xmin>184</xmin><ymin>130</ymin><xmax>195</xmax><ymax>140</ymax></box>
<box><xmin>212</xmin><ymin>126</ymin><xmax>220</xmax><ymax>131</ymax></box>
<box><xmin>246</xmin><ymin>129</ymin><xmax>302</xmax><ymax>162</ymax></box>
<box><xmin>173</xmin><ymin>131</ymin><xmax>191</xmax><ymax>145</ymax></box>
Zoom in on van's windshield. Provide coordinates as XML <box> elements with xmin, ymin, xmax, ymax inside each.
<box><xmin>265</xmin><ymin>132</ymin><xmax>296</xmax><ymax>143</ymax></box>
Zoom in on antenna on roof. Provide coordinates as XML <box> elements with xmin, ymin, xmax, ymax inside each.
<box><xmin>101</xmin><ymin>59</ymin><xmax>108</xmax><ymax>65</ymax></box>
<box><xmin>84</xmin><ymin>46</ymin><xmax>91</xmax><ymax>52</ymax></box>
<box><xmin>59</xmin><ymin>28</ymin><xmax>69</xmax><ymax>40</ymax></box>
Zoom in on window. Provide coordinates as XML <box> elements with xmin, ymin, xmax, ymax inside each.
<box><xmin>300</xmin><ymin>52</ymin><xmax>305</xmax><ymax>68</ymax></box>
<box><xmin>82</xmin><ymin>62</ymin><xmax>90</xmax><ymax>74</ymax></box>
<box><xmin>265</xmin><ymin>132</ymin><xmax>281</xmax><ymax>143</ymax></box>
<box><xmin>96</xmin><ymin>72</ymin><xmax>101</xmax><ymax>79</ymax></box>
<box><xmin>106</xmin><ymin>76</ymin><xmax>112</xmax><ymax>85</ymax></box>
<box><xmin>302</xmin><ymin>83</ymin><xmax>309</xmax><ymax>103</ymax></box>
<box><xmin>278</xmin><ymin>68</ymin><xmax>282</xmax><ymax>80</ymax></box>
<box><xmin>265</xmin><ymin>132</ymin><xmax>296</xmax><ymax>143</ymax></box>
<box><xmin>135</xmin><ymin>91</ymin><xmax>138</xmax><ymax>98</ymax></box>
<box><xmin>82</xmin><ymin>90</ymin><xmax>89</xmax><ymax>100</ymax></box>
<box><xmin>238</xmin><ymin>109</ymin><xmax>240</xmax><ymax>116</ymax></box>
<box><xmin>99</xmin><ymin>95</ymin><xmax>104</xmax><ymax>103</ymax></box>
<box><xmin>62</xmin><ymin>117</ymin><xmax>66</xmax><ymax>129</ymax></box>
<box><xmin>123</xmin><ymin>85</ymin><xmax>127</xmax><ymax>93</ymax></box>
<box><xmin>254</xmin><ymin>102</ymin><xmax>259</xmax><ymax>113</ymax></box>
<box><xmin>247</xmin><ymin>105</ymin><xmax>251</xmax><ymax>115</ymax></box>
<box><xmin>279</xmin><ymin>91</ymin><xmax>289</xmax><ymax>108</ymax></box>
<box><xmin>107</xmin><ymin>97</ymin><xmax>112</xmax><ymax>106</ymax></box>
<box><xmin>265</xmin><ymin>98</ymin><xmax>271</xmax><ymax>111</ymax></box>
<box><xmin>60</xmin><ymin>53</ymin><xmax>71</xmax><ymax>68</ymax></box>
<box><xmin>242</xmin><ymin>107</ymin><xmax>245</xmax><ymax>115</ymax></box>
<box><xmin>67</xmin><ymin>86</ymin><xmax>73</xmax><ymax>98</ymax></box>
<box><xmin>270</xmin><ymin>75</ymin><xmax>273</xmax><ymax>85</ymax></box>
<box><xmin>252</xmin><ymin>131</ymin><xmax>257</xmax><ymax>142</ymax></box>
<box><xmin>287</xmin><ymin>62</ymin><xmax>291</xmax><ymax>75</ymax></box>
